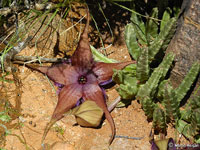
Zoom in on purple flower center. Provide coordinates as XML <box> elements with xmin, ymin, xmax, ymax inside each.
<box><xmin>78</xmin><ymin>75</ymin><xmax>87</xmax><ymax>84</ymax></box>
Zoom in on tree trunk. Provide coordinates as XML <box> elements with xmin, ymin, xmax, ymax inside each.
<box><xmin>166</xmin><ymin>0</ymin><xmax>200</xmax><ymax>89</ymax></box>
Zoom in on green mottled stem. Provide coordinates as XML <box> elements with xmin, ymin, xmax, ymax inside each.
<box><xmin>141</xmin><ymin>96</ymin><xmax>155</xmax><ymax>120</ymax></box>
<box><xmin>175</xmin><ymin>62</ymin><xmax>200</xmax><ymax>103</ymax></box>
<box><xmin>157</xmin><ymin>80</ymin><xmax>169</xmax><ymax>99</ymax></box>
<box><xmin>163</xmin><ymin>83</ymin><xmax>180</xmax><ymax>122</ymax></box>
<box><xmin>136</xmin><ymin>68</ymin><xmax>163</xmax><ymax>100</ymax></box>
<box><xmin>148</xmin><ymin>18</ymin><xmax>176</xmax><ymax>62</ymax></box>
<box><xmin>153</xmin><ymin>106</ymin><xmax>167</xmax><ymax>133</ymax></box>
<box><xmin>125</xmin><ymin>23</ymin><xmax>141</xmax><ymax>60</ymax></box>
<box><xmin>158</xmin><ymin>53</ymin><xmax>175</xmax><ymax>80</ymax></box>
<box><xmin>136</xmin><ymin>48</ymin><xmax>149</xmax><ymax>83</ymax></box>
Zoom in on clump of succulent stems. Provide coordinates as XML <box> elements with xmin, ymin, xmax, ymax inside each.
<box><xmin>111</xmin><ymin>4</ymin><xmax>200</xmax><ymax>143</ymax></box>
<box><xmin>1</xmin><ymin>0</ymin><xmax>199</xmax><ymax>145</ymax></box>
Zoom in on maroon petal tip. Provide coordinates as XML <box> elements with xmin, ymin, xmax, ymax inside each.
<box><xmin>52</xmin><ymin>84</ymin><xmax>82</xmax><ymax>120</ymax></box>
<box><xmin>83</xmin><ymin>81</ymin><xmax>116</xmax><ymax>144</ymax></box>
<box><xmin>71</xmin><ymin>8</ymin><xmax>93</xmax><ymax>69</ymax></box>
<box><xmin>93</xmin><ymin>61</ymin><xmax>135</xmax><ymax>84</ymax></box>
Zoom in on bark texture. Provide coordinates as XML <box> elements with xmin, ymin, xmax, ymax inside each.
<box><xmin>166</xmin><ymin>0</ymin><xmax>200</xmax><ymax>88</ymax></box>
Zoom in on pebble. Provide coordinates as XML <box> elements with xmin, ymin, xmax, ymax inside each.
<box><xmin>19</xmin><ymin>116</ymin><xmax>26</xmax><ymax>123</ymax></box>
<box><xmin>40</xmin><ymin>110</ymin><xmax>46</xmax><ymax>114</ymax></box>
<box><xmin>42</xmin><ymin>89</ymin><xmax>47</xmax><ymax>93</ymax></box>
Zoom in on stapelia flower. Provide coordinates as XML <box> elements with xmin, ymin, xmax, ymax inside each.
<box><xmin>151</xmin><ymin>138</ymin><xmax>176</xmax><ymax>150</ymax></box>
<box><xmin>33</xmin><ymin>9</ymin><xmax>135</xmax><ymax>144</ymax></box>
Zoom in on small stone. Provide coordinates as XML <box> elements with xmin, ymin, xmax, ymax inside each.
<box><xmin>42</xmin><ymin>89</ymin><xmax>47</xmax><ymax>93</ymax></box>
<box><xmin>19</xmin><ymin>116</ymin><xmax>26</xmax><ymax>123</ymax></box>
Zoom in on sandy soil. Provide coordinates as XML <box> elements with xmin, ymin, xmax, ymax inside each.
<box><xmin>1</xmin><ymin>45</ymin><xmax>189</xmax><ymax>150</ymax></box>
<box><xmin>0</xmin><ymin>4</ymin><xmax>190</xmax><ymax>150</ymax></box>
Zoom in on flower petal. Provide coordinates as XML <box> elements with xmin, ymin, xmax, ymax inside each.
<box><xmin>71</xmin><ymin>9</ymin><xmax>93</xmax><ymax>70</ymax></box>
<box><xmin>82</xmin><ymin>77</ymin><xmax>115</xmax><ymax>144</ymax></box>
<box><xmin>93</xmin><ymin>61</ymin><xmax>135</xmax><ymax>84</ymax></box>
<box><xmin>25</xmin><ymin>64</ymin><xmax>48</xmax><ymax>74</ymax></box>
<box><xmin>44</xmin><ymin>64</ymin><xmax>79</xmax><ymax>85</ymax></box>
<box><xmin>52</xmin><ymin>83</ymin><xmax>83</xmax><ymax>120</ymax></box>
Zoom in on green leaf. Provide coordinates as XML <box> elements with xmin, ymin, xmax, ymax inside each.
<box><xmin>90</xmin><ymin>45</ymin><xmax>117</xmax><ymax>63</ymax></box>
<box><xmin>116</xmin><ymin>99</ymin><xmax>132</xmax><ymax>108</ymax></box>
<box><xmin>125</xmin><ymin>23</ymin><xmax>141</xmax><ymax>60</ymax></box>
<box><xmin>0</xmin><ymin>112</ymin><xmax>11</xmax><ymax>122</ymax></box>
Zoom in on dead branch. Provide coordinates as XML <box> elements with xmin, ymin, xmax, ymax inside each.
<box><xmin>108</xmin><ymin>96</ymin><xmax>121</xmax><ymax>112</ymax></box>
<box><xmin>0</xmin><ymin>36</ymin><xmax>32</xmax><ymax>71</ymax></box>
<box><xmin>13</xmin><ymin>56</ymin><xmax>68</xmax><ymax>63</ymax></box>
<box><xmin>0</xmin><ymin>35</ymin><xmax>70</xmax><ymax>72</ymax></box>
<box><xmin>2</xmin><ymin>36</ymin><xmax>32</xmax><ymax>60</ymax></box>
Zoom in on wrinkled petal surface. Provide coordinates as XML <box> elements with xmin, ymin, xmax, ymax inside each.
<box><xmin>52</xmin><ymin>83</ymin><xmax>83</xmax><ymax>120</ymax></box>
<box><xmin>93</xmin><ymin>61</ymin><xmax>135</xmax><ymax>84</ymax></box>
<box><xmin>45</xmin><ymin>64</ymin><xmax>79</xmax><ymax>85</ymax></box>
<box><xmin>71</xmin><ymin>9</ymin><xmax>93</xmax><ymax>70</ymax></box>
<box><xmin>71</xmin><ymin>35</ymin><xmax>93</xmax><ymax>69</ymax></box>
<box><xmin>82</xmin><ymin>75</ymin><xmax>115</xmax><ymax>144</ymax></box>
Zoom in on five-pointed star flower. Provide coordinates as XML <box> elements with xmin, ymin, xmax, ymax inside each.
<box><xmin>31</xmin><ymin>9</ymin><xmax>135</xmax><ymax>144</ymax></box>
